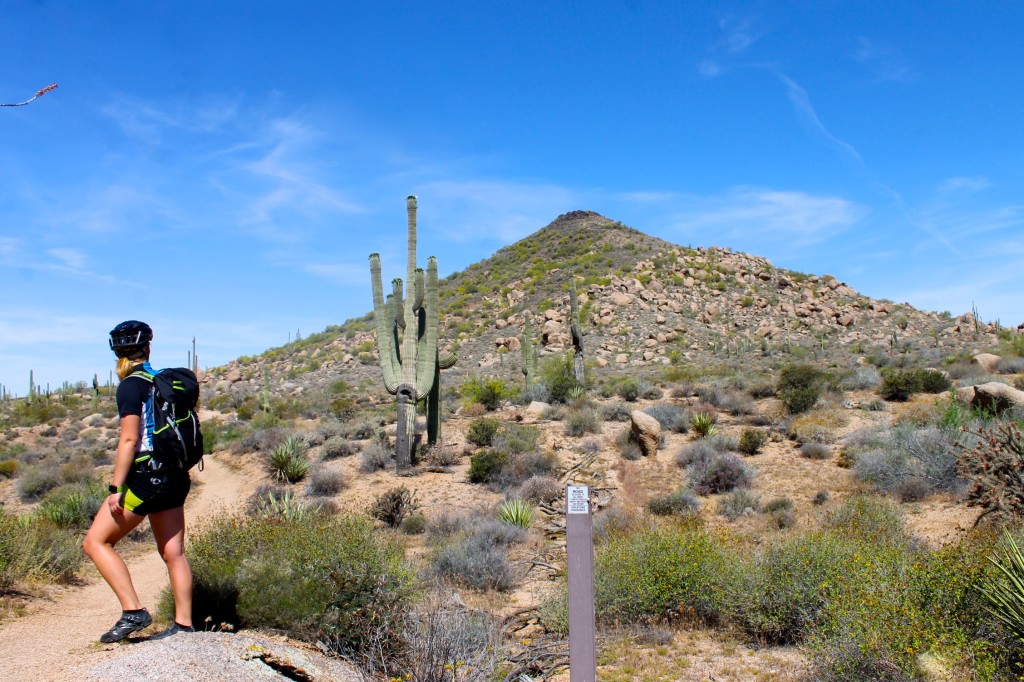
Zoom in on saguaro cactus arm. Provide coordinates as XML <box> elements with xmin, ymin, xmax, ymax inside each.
<box><xmin>370</xmin><ymin>253</ymin><xmax>402</xmax><ymax>394</ymax></box>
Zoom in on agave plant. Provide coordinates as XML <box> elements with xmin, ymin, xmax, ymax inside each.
<box><xmin>979</xmin><ymin>530</ymin><xmax>1024</xmax><ymax>644</ymax></box>
<box><xmin>269</xmin><ymin>436</ymin><xmax>309</xmax><ymax>483</ymax></box>
<box><xmin>498</xmin><ymin>498</ymin><xmax>534</xmax><ymax>529</ymax></box>
<box><xmin>254</xmin><ymin>489</ymin><xmax>308</xmax><ymax>521</ymax></box>
<box><xmin>690</xmin><ymin>411</ymin><xmax>718</xmax><ymax>439</ymax></box>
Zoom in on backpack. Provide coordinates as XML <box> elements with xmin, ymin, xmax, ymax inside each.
<box><xmin>131</xmin><ymin>368</ymin><xmax>205</xmax><ymax>471</ymax></box>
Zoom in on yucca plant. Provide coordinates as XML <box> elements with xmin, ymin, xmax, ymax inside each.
<box><xmin>979</xmin><ymin>530</ymin><xmax>1024</xmax><ymax>644</ymax></box>
<box><xmin>269</xmin><ymin>436</ymin><xmax>309</xmax><ymax>483</ymax></box>
<box><xmin>498</xmin><ymin>498</ymin><xmax>534</xmax><ymax>529</ymax></box>
<box><xmin>690</xmin><ymin>411</ymin><xmax>718</xmax><ymax>439</ymax></box>
<box><xmin>254</xmin><ymin>489</ymin><xmax>308</xmax><ymax>521</ymax></box>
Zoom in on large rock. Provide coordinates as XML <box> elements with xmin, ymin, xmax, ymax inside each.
<box><xmin>971</xmin><ymin>353</ymin><xmax>1002</xmax><ymax>374</ymax></box>
<box><xmin>956</xmin><ymin>382</ymin><xmax>1024</xmax><ymax>413</ymax></box>
<box><xmin>630</xmin><ymin>410</ymin><xmax>661</xmax><ymax>457</ymax></box>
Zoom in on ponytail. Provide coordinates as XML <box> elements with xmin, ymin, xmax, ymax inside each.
<box><xmin>116</xmin><ymin>357</ymin><xmax>136</xmax><ymax>381</ymax></box>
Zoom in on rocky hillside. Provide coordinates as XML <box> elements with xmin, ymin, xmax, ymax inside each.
<box><xmin>204</xmin><ymin>209</ymin><xmax>1007</xmax><ymax>403</ymax></box>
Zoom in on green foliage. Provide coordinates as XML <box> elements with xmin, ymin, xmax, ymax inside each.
<box><xmin>879</xmin><ymin>367</ymin><xmax>953</xmax><ymax>401</ymax></box>
<box><xmin>161</xmin><ymin>512</ymin><xmax>414</xmax><ymax>668</ymax></box>
<box><xmin>461</xmin><ymin>377</ymin><xmax>513</xmax><ymax>411</ymax></box>
<box><xmin>777</xmin><ymin>364</ymin><xmax>824</xmax><ymax>414</ymax></box>
<box><xmin>498</xmin><ymin>498</ymin><xmax>534</xmax><ymax>529</ymax></box>
<box><xmin>370</xmin><ymin>486</ymin><xmax>420</xmax><ymax>528</ymax></box>
<box><xmin>738</xmin><ymin>428</ymin><xmax>768</xmax><ymax>456</ymax></box>
<box><xmin>36</xmin><ymin>480</ymin><xmax>107</xmax><ymax>530</ymax></box>
<box><xmin>17</xmin><ymin>465</ymin><xmax>59</xmax><ymax>502</ymax></box>
<box><xmin>267</xmin><ymin>436</ymin><xmax>309</xmax><ymax>483</ymax></box>
<box><xmin>538</xmin><ymin>353</ymin><xmax>583</xmax><ymax>404</ymax></box>
<box><xmin>689</xmin><ymin>411</ymin><xmax>718</xmax><ymax>438</ymax></box>
<box><xmin>0</xmin><ymin>509</ymin><xmax>83</xmax><ymax>590</ymax></box>
<box><xmin>466</xmin><ymin>417</ymin><xmax>501</xmax><ymax>447</ymax></box>
<box><xmin>468</xmin><ymin>450</ymin><xmax>507</xmax><ymax>484</ymax></box>
<box><xmin>616</xmin><ymin>378</ymin><xmax>643</xmax><ymax>402</ymax></box>
<box><xmin>595</xmin><ymin>520</ymin><xmax>735</xmax><ymax>625</ymax></box>
<box><xmin>979</xmin><ymin>531</ymin><xmax>1024</xmax><ymax>645</ymax></box>
<box><xmin>0</xmin><ymin>459</ymin><xmax>16</xmax><ymax>478</ymax></box>
<box><xmin>564</xmin><ymin>407</ymin><xmax>601</xmax><ymax>437</ymax></box>
<box><xmin>646</xmin><ymin>488</ymin><xmax>701</xmax><ymax>517</ymax></box>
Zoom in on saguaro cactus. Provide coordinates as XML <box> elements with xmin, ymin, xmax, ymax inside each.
<box><xmin>521</xmin><ymin>311</ymin><xmax>538</xmax><ymax>392</ymax></box>
<box><xmin>569</xmin><ymin>279</ymin><xmax>585</xmax><ymax>385</ymax></box>
<box><xmin>370</xmin><ymin>196</ymin><xmax>455</xmax><ymax>471</ymax></box>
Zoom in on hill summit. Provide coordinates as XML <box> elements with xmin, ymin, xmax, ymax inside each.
<box><xmin>206</xmin><ymin>210</ymin><xmax>1001</xmax><ymax>399</ymax></box>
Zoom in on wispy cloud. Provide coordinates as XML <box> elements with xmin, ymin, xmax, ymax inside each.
<box><xmin>773</xmin><ymin>71</ymin><xmax>864</xmax><ymax>164</ymax></box>
<box><xmin>939</xmin><ymin>176</ymin><xmax>991</xmax><ymax>194</ymax></box>
<box><xmin>854</xmin><ymin>37</ymin><xmax>915</xmax><ymax>83</ymax></box>
<box><xmin>665</xmin><ymin>188</ymin><xmax>864</xmax><ymax>247</ymax></box>
<box><xmin>101</xmin><ymin>93</ymin><xmax>242</xmax><ymax>145</ymax></box>
<box><xmin>717</xmin><ymin>14</ymin><xmax>761</xmax><ymax>54</ymax></box>
<box><xmin>46</xmin><ymin>247</ymin><xmax>88</xmax><ymax>270</ymax></box>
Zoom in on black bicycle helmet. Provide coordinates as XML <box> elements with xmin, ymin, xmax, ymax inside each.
<box><xmin>109</xmin><ymin>320</ymin><xmax>153</xmax><ymax>356</ymax></box>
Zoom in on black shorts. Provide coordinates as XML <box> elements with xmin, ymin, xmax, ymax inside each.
<box><xmin>123</xmin><ymin>468</ymin><xmax>191</xmax><ymax>516</ymax></box>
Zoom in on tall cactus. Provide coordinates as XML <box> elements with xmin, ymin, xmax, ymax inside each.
<box><xmin>569</xmin><ymin>279</ymin><xmax>585</xmax><ymax>385</ymax></box>
<box><xmin>370</xmin><ymin>196</ymin><xmax>455</xmax><ymax>471</ymax></box>
<box><xmin>521</xmin><ymin>311</ymin><xmax>538</xmax><ymax>392</ymax></box>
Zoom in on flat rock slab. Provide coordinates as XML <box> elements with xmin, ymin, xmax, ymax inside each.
<box><xmin>75</xmin><ymin>631</ymin><xmax>361</xmax><ymax>682</ymax></box>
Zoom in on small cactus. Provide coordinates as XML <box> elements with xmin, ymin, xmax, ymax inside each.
<box><xmin>569</xmin><ymin>279</ymin><xmax>585</xmax><ymax>385</ymax></box>
<box><xmin>521</xmin><ymin>311</ymin><xmax>538</xmax><ymax>392</ymax></box>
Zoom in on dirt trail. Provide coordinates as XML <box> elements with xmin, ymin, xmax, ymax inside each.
<box><xmin>0</xmin><ymin>455</ymin><xmax>257</xmax><ymax>681</ymax></box>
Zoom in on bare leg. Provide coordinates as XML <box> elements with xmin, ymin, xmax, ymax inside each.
<box><xmin>83</xmin><ymin>504</ymin><xmax>147</xmax><ymax>610</ymax></box>
<box><xmin>149</xmin><ymin>506</ymin><xmax>192</xmax><ymax>627</ymax></box>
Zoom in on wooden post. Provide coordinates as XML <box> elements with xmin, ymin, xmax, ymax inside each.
<box><xmin>566</xmin><ymin>484</ymin><xmax>596</xmax><ymax>681</ymax></box>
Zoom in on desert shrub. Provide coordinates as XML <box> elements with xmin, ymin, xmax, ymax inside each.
<box><xmin>17</xmin><ymin>465</ymin><xmax>59</xmax><ymax>502</ymax></box>
<box><xmin>36</xmin><ymin>480</ymin><xmax>106</xmax><ymax>530</ymax></box>
<box><xmin>564</xmin><ymin>408</ymin><xmax>601</xmax><ymax>437</ymax></box>
<box><xmin>428</xmin><ymin>518</ymin><xmax>526</xmax><ymax>592</ymax></box>
<box><xmin>708</xmin><ymin>433</ymin><xmax>738</xmax><ymax>453</ymax></box>
<box><xmin>514</xmin><ymin>475</ymin><xmax>562</xmax><ymax>505</ymax></box>
<box><xmin>800</xmin><ymin>442</ymin><xmax>831</xmax><ymax>460</ymax></box>
<box><xmin>854</xmin><ymin>423</ymin><xmax>962</xmax><ymax>497</ymax></box>
<box><xmin>492</xmin><ymin>424</ymin><xmax>540</xmax><ymax>455</ymax></box>
<box><xmin>498</xmin><ymin>498</ymin><xmax>533</xmax><ymax>528</ymax></box>
<box><xmin>400</xmin><ymin>513</ymin><xmax>427</xmax><ymax>535</ymax></box>
<box><xmin>0</xmin><ymin>511</ymin><xmax>83</xmax><ymax>589</ymax></box>
<box><xmin>234</xmin><ymin>426</ymin><xmax>287</xmax><ymax>455</ymax></box>
<box><xmin>467</xmin><ymin>450</ymin><xmax>507</xmax><ymax>484</ymax></box>
<box><xmin>491</xmin><ymin>450</ymin><xmax>557</xmax><ymax>490</ymax></box>
<box><xmin>675</xmin><ymin>439</ymin><xmax>717</xmax><ymax>470</ymax></box>
<box><xmin>738</xmin><ymin>428</ymin><xmax>768</xmax><ymax>456</ymax></box>
<box><xmin>764</xmin><ymin>496</ymin><xmax>794</xmax><ymax>513</ymax></box>
<box><xmin>692</xmin><ymin>453</ymin><xmax>754</xmax><ymax>495</ymax></box>
<box><xmin>594</xmin><ymin>521</ymin><xmax>735</xmax><ymax>625</ymax></box>
<box><xmin>359</xmin><ymin>442</ymin><xmax>391</xmax><ymax>473</ymax></box>
<box><xmin>999</xmin><ymin>356</ymin><xmax>1024</xmax><ymax>374</ymax></box>
<box><xmin>790</xmin><ymin>409</ymin><xmax>848</xmax><ymax>444</ymax></box>
<box><xmin>777</xmin><ymin>364</ymin><xmax>824</xmax><ymax>414</ymax></box>
<box><xmin>839</xmin><ymin>366</ymin><xmax>882</xmax><ymax>391</ymax></box>
<box><xmin>615</xmin><ymin>428</ymin><xmax>642</xmax><ymax>460</ymax></box>
<box><xmin>539</xmin><ymin>403</ymin><xmax>565</xmax><ymax>420</ymax></box>
<box><xmin>460</xmin><ymin>402</ymin><xmax>487</xmax><ymax>418</ymax></box>
<box><xmin>320</xmin><ymin>435</ymin><xmax>358</xmax><ymax>460</ymax></box>
<box><xmin>718</xmin><ymin>489</ymin><xmax>761</xmax><ymax>520</ymax></box>
<box><xmin>647</xmin><ymin>488</ymin><xmax>701</xmax><ymax>517</ymax></box>
<box><xmin>690</xmin><ymin>411</ymin><xmax>718</xmax><ymax>438</ymax></box>
<box><xmin>643</xmin><ymin>404</ymin><xmax>689</xmax><ymax>433</ymax></box>
<box><xmin>600</xmin><ymin>401</ymin><xmax>632</xmax><ymax>422</ymax></box>
<box><xmin>707</xmin><ymin>388</ymin><xmax>757</xmax><ymax>416</ymax></box>
<box><xmin>813</xmin><ymin>491</ymin><xmax>830</xmax><ymax>505</ymax></box>
<box><xmin>461</xmin><ymin>376</ymin><xmax>512</xmax><ymax>411</ymax></box>
<box><xmin>345</xmin><ymin>418</ymin><xmax>380</xmax><ymax>440</ymax></box>
<box><xmin>879</xmin><ymin>367</ymin><xmax>952</xmax><ymax>401</ymax></box>
<box><xmin>893</xmin><ymin>477</ymin><xmax>931</xmax><ymax>502</ymax></box>
<box><xmin>616</xmin><ymin>378</ymin><xmax>643</xmax><ymax>402</ymax></box>
<box><xmin>539</xmin><ymin>353</ymin><xmax>582</xmax><ymax>404</ymax></box>
<box><xmin>162</xmin><ymin>512</ymin><xmax>414</xmax><ymax>670</ymax></box>
<box><xmin>466</xmin><ymin>417</ymin><xmax>501</xmax><ymax>446</ymax></box>
<box><xmin>398</xmin><ymin>592</ymin><xmax>504</xmax><ymax>682</ymax></box>
<box><xmin>267</xmin><ymin>436</ymin><xmax>309</xmax><ymax>483</ymax></box>
<box><xmin>305</xmin><ymin>466</ymin><xmax>346</xmax><ymax>497</ymax></box>
<box><xmin>370</xmin><ymin>486</ymin><xmax>420</xmax><ymax>528</ymax></box>
<box><xmin>0</xmin><ymin>459</ymin><xmax>17</xmax><ymax>478</ymax></box>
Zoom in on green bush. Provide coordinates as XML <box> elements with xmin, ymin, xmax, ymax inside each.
<box><xmin>595</xmin><ymin>520</ymin><xmax>735</xmax><ymax>625</ymax></box>
<box><xmin>268</xmin><ymin>436</ymin><xmax>309</xmax><ymax>483</ymax></box>
<box><xmin>879</xmin><ymin>367</ymin><xmax>952</xmax><ymax>401</ymax></box>
<box><xmin>564</xmin><ymin>408</ymin><xmax>601</xmax><ymax>437</ymax></box>
<box><xmin>738</xmin><ymin>428</ymin><xmax>768</xmax><ymax>456</ymax></box>
<box><xmin>159</xmin><ymin>513</ymin><xmax>414</xmax><ymax>668</ymax></box>
<box><xmin>468</xmin><ymin>451</ymin><xmax>507</xmax><ymax>484</ymax></box>
<box><xmin>0</xmin><ymin>459</ymin><xmax>16</xmax><ymax>478</ymax></box>
<box><xmin>461</xmin><ymin>377</ymin><xmax>513</xmax><ymax>411</ymax></box>
<box><xmin>0</xmin><ymin>510</ymin><xmax>83</xmax><ymax>590</ymax></box>
<box><xmin>616</xmin><ymin>378</ymin><xmax>643</xmax><ymax>402</ymax></box>
<box><xmin>777</xmin><ymin>364</ymin><xmax>824</xmax><ymax>414</ymax></box>
<box><xmin>466</xmin><ymin>417</ymin><xmax>501</xmax><ymax>446</ymax></box>
<box><xmin>492</xmin><ymin>424</ymin><xmax>540</xmax><ymax>455</ymax></box>
<box><xmin>37</xmin><ymin>480</ymin><xmax>107</xmax><ymax>530</ymax></box>
<box><xmin>647</xmin><ymin>488</ymin><xmax>701</xmax><ymax>517</ymax></box>
<box><xmin>539</xmin><ymin>353</ymin><xmax>582</xmax><ymax>404</ymax></box>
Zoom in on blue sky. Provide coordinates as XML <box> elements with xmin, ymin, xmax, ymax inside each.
<box><xmin>2</xmin><ymin>1</ymin><xmax>1022</xmax><ymax>396</ymax></box>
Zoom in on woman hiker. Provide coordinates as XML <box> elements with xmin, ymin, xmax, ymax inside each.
<box><xmin>82</xmin><ymin>320</ymin><xmax>195</xmax><ymax>642</ymax></box>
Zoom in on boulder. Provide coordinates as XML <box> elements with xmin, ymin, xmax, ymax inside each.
<box><xmin>971</xmin><ymin>353</ymin><xmax>1002</xmax><ymax>374</ymax></box>
<box><xmin>630</xmin><ymin>410</ymin><xmax>661</xmax><ymax>457</ymax></box>
<box><xmin>956</xmin><ymin>382</ymin><xmax>1024</xmax><ymax>413</ymax></box>
<box><xmin>610</xmin><ymin>292</ymin><xmax>634</xmax><ymax>307</ymax></box>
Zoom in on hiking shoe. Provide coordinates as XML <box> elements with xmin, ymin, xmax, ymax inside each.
<box><xmin>148</xmin><ymin>622</ymin><xmax>195</xmax><ymax>640</ymax></box>
<box><xmin>99</xmin><ymin>608</ymin><xmax>152</xmax><ymax>643</ymax></box>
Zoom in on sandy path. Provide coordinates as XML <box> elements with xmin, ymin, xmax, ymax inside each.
<box><xmin>0</xmin><ymin>455</ymin><xmax>256</xmax><ymax>681</ymax></box>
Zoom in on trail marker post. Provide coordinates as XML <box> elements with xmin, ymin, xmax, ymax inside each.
<box><xmin>566</xmin><ymin>484</ymin><xmax>596</xmax><ymax>682</ymax></box>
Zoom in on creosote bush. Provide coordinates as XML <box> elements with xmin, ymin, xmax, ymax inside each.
<box><xmin>738</xmin><ymin>428</ymin><xmax>768</xmax><ymax>456</ymax></box>
<box><xmin>879</xmin><ymin>367</ymin><xmax>952</xmax><ymax>401</ymax></box>
<box><xmin>647</xmin><ymin>488</ymin><xmax>701</xmax><ymax>517</ymax></box>
<box><xmin>777</xmin><ymin>364</ymin><xmax>825</xmax><ymax>414</ymax></box>
<box><xmin>466</xmin><ymin>417</ymin><xmax>501</xmax><ymax>446</ymax></box>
